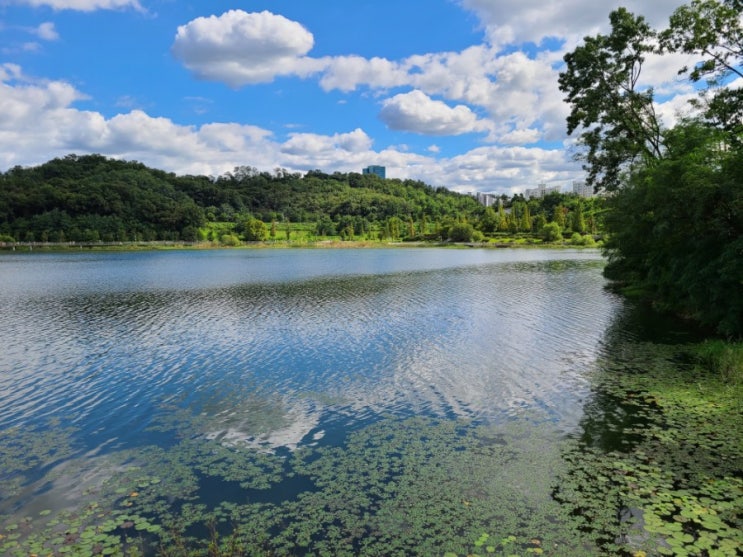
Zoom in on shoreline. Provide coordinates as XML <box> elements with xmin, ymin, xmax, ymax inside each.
<box><xmin>0</xmin><ymin>239</ymin><xmax>599</xmax><ymax>253</ymax></box>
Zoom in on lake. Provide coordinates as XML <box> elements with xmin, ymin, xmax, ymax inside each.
<box><xmin>0</xmin><ymin>247</ymin><xmax>640</xmax><ymax>555</ymax></box>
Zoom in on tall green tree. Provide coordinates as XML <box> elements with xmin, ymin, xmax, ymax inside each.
<box><xmin>497</xmin><ymin>204</ymin><xmax>508</xmax><ymax>232</ymax></box>
<box><xmin>661</xmin><ymin>0</ymin><xmax>742</xmax><ymax>86</ymax></box>
<box><xmin>479</xmin><ymin>206</ymin><xmax>498</xmax><ymax>233</ymax></box>
<box><xmin>552</xmin><ymin>205</ymin><xmax>567</xmax><ymax>230</ymax></box>
<box><xmin>571</xmin><ymin>203</ymin><xmax>587</xmax><ymax>234</ymax></box>
<box><xmin>559</xmin><ymin>8</ymin><xmax>663</xmax><ymax>191</ymax></box>
<box><xmin>661</xmin><ymin>0</ymin><xmax>743</xmax><ymax>140</ymax></box>
<box><xmin>385</xmin><ymin>216</ymin><xmax>402</xmax><ymax>240</ymax></box>
<box><xmin>519</xmin><ymin>204</ymin><xmax>533</xmax><ymax>232</ymax></box>
<box><xmin>419</xmin><ymin>214</ymin><xmax>429</xmax><ymax>237</ymax></box>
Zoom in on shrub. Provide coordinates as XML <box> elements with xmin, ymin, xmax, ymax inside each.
<box><xmin>540</xmin><ymin>222</ymin><xmax>563</xmax><ymax>242</ymax></box>
<box><xmin>569</xmin><ymin>233</ymin><xmax>597</xmax><ymax>246</ymax></box>
<box><xmin>243</xmin><ymin>218</ymin><xmax>268</xmax><ymax>241</ymax></box>
<box><xmin>448</xmin><ymin>222</ymin><xmax>475</xmax><ymax>242</ymax></box>
<box><xmin>220</xmin><ymin>234</ymin><xmax>241</xmax><ymax>246</ymax></box>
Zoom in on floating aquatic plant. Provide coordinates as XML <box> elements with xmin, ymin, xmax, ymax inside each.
<box><xmin>0</xmin><ymin>421</ymin><xmax>78</xmax><ymax>501</ymax></box>
<box><xmin>554</xmin><ymin>342</ymin><xmax>743</xmax><ymax>556</ymax></box>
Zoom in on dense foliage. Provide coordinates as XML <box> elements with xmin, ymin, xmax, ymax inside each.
<box><xmin>0</xmin><ymin>154</ymin><xmax>205</xmax><ymax>243</ymax></box>
<box><xmin>560</xmin><ymin>0</ymin><xmax>742</xmax><ymax>337</ymax></box>
<box><xmin>0</xmin><ymin>155</ymin><xmax>604</xmax><ymax>245</ymax></box>
<box><xmin>603</xmin><ymin>123</ymin><xmax>743</xmax><ymax>337</ymax></box>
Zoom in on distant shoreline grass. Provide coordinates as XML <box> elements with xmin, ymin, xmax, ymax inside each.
<box><xmin>0</xmin><ymin>237</ymin><xmax>601</xmax><ymax>253</ymax></box>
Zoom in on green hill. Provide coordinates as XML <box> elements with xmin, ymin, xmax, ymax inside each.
<box><xmin>0</xmin><ymin>154</ymin><xmax>603</xmax><ymax>244</ymax></box>
<box><xmin>0</xmin><ymin>154</ymin><xmax>484</xmax><ymax>243</ymax></box>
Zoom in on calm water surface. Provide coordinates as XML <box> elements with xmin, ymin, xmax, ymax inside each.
<box><xmin>0</xmin><ymin>248</ymin><xmax>622</xmax><ymax>554</ymax></box>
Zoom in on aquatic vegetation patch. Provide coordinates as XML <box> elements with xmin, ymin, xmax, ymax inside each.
<box><xmin>166</xmin><ymin>416</ymin><xmax>599</xmax><ymax>556</ymax></box>
<box><xmin>553</xmin><ymin>342</ymin><xmax>743</xmax><ymax>556</ymax></box>
<box><xmin>1</xmin><ymin>408</ymin><xmax>601</xmax><ymax>556</ymax></box>
<box><xmin>0</xmin><ymin>431</ymin><xmax>289</xmax><ymax>556</ymax></box>
<box><xmin>0</xmin><ymin>479</ymin><xmax>161</xmax><ymax>556</ymax></box>
<box><xmin>0</xmin><ymin>421</ymin><xmax>78</xmax><ymax>502</ymax></box>
<box><xmin>3</xmin><ymin>340</ymin><xmax>740</xmax><ymax>556</ymax></box>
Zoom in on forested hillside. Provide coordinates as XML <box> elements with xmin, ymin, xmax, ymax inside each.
<box><xmin>0</xmin><ymin>154</ymin><xmax>603</xmax><ymax>245</ymax></box>
<box><xmin>0</xmin><ymin>155</ymin><xmax>205</xmax><ymax>243</ymax></box>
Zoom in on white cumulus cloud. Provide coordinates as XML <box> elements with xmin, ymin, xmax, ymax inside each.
<box><xmin>318</xmin><ymin>55</ymin><xmax>408</xmax><ymax>92</ymax></box>
<box><xmin>499</xmin><ymin>128</ymin><xmax>542</xmax><ymax>145</ymax></box>
<box><xmin>379</xmin><ymin>90</ymin><xmax>488</xmax><ymax>136</ymax></box>
<box><xmin>166</xmin><ymin>2</ymin><xmax>694</xmax><ymax>159</ymax></box>
<box><xmin>0</xmin><ymin>62</ymin><xmax>590</xmax><ymax>193</ymax></box>
<box><xmin>281</xmin><ymin>128</ymin><xmax>372</xmax><ymax>156</ymax></box>
<box><xmin>0</xmin><ymin>65</ymin><xmax>385</xmax><ymax>179</ymax></box>
<box><xmin>437</xmin><ymin>144</ymin><xmax>579</xmax><ymax>193</ymax></box>
<box><xmin>172</xmin><ymin>10</ymin><xmax>321</xmax><ymax>87</ymax></box>
<box><xmin>457</xmin><ymin>0</ymin><xmax>686</xmax><ymax>49</ymax></box>
<box><xmin>35</xmin><ymin>22</ymin><xmax>59</xmax><ymax>40</ymax></box>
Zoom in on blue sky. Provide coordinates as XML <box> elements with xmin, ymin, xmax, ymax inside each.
<box><xmin>0</xmin><ymin>0</ymin><xmax>700</xmax><ymax>194</ymax></box>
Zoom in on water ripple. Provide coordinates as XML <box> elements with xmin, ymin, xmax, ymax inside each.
<box><xmin>0</xmin><ymin>249</ymin><xmax>617</xmax><ymax>453</ymax></box>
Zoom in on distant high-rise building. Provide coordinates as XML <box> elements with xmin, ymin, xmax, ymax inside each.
<box><xmin>474</xmin><ymin>192</ymin><xmax>498</xmax><ymax>207</ymax></box>
<box><xmin>525</xmin><ymin>182</ymin><xmax>560</xmax><ymax>199</ymax></box>
<box><xmin>572</xmin><ymin>180</ymin><xmax>594</xmax><ymax>198</ymax></box>
<box><xmin>362</xmin><ymin>165</ymin><xmax>386</xmax><ymax>179</ymax></box>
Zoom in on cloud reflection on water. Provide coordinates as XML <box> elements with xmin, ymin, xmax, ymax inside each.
<box><xmin>0</xmin><ymin>249</ymin><xmax>618</xmax><ymax>454</ymax></box>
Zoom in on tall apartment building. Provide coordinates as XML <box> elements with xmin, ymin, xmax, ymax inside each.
<box><xmin>525</xmin><ymin>182</ymin><xmax>560</xmax><ymax>199</ymax></box>
<box><xmin>572</xmin><ymin>181</ymin><xmax>594</xmax><ymax>198</ymax></box>
<box><xmin>474</xmin><ymin>192</ymin><xmax>498</xmax><ymax>207</ymax></box>
<box><xmin>362</xmin><ymin>165</ymin><xmax>386</xmax><ymax>179</ymax></box>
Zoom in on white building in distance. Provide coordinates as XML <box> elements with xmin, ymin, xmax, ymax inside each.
<box><xmin>572</xmin><ymin>181</ymin><xmax>594</xmax><ymax>197</ymax></box>
<box><xmin>525</xmin><ymin>182</ymin><xmax>561</xmax><ymax>199</ymax></box>
<box><xmin>474</xmin><ymin>192</ymin><xmax>498</xmax><ymax>207</ymax></box>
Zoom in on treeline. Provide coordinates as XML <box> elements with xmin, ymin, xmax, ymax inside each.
<box><xmin>0</xmin><ymin>154</ymin><xmax>604</xmax><ymax>244</ymax></box>
<box><xmin>560</xmin><ymin>0</ymin><xmax>742</xmax><ymax>337</ymax></box>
